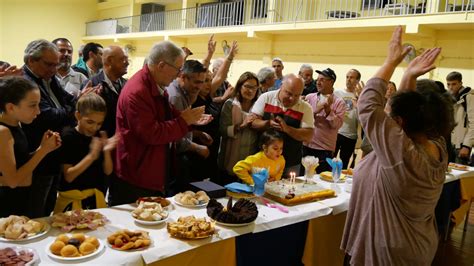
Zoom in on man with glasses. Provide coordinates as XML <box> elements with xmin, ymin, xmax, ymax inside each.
<box><xmin>251</xmin><ymin>73</ymin><xmax>314</xmax><ymax>176</ymax></box>
<box><xmin>167</xmin><ymin>60</ymin><xmax>212</xmax><ymax>190</ymax></box>
<box><xmin>84</xmin><ymin>45</ymin><xmax>129</xmax><ymax>137</ymax></box>
<box><xmin>52</xmin><ymin>38</ymin><xmax>88</xmax><ymax>98</ymax></box>
<box><xmin>110</xmin><ymin>41</ymin><xmax>208</xmax><ymax>206</ymax></box>
<box><xmin>303</xmin><ymin>68</ymin><xmax>346</xmax><ymax>173</ymax></box>
<box><xmin>22</xmin><ymin>39</ymin><xmax>77</xmax><ymax>217</ymax></box>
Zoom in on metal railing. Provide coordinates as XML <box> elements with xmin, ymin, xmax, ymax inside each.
<box><xmin>86</xmin><ymin>0</ymin><xmax>473</xmax><ymax>36</ymax></box>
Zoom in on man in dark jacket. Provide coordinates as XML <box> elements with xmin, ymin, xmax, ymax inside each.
<box><xmin>22</xmin><ymin>39</ymin><xmax>76</xmax><ymax>217</ymax></box>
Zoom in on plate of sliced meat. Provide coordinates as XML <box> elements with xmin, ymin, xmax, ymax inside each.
<box><xmin>0</xmin><ymin>246</ymin><xmax>39</xmax><ymax>265</ymax></box>
<box><xmin>51</xmin><ymin>210</ymin><xmax>109</xmax><ymax>232</ymax></box>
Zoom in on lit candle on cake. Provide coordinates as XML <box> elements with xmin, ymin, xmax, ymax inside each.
<box><xmin>290</xmin><ymin>172</ymin><xmax>296</xmax><ymax>184</ymax></box>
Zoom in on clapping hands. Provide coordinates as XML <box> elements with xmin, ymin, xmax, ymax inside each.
<box><xmin>39</xmin><ymin>130</ymin><xmax>62</xmax><ymax>153</ymax></box>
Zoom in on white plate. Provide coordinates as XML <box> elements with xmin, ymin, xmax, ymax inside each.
<box><xmin>173</xmin><ymin>197</ymin><xmax>208</xmax><ymax>208</ymax></box>
<box><xmin>0</xmin><ymin>222</ymin><xmax>50</xmax><ymax>242</ymax></box>
<box><xmin>46</xmin><ymin>238</ymin><xmax>104</xmax><ymax>261</ymax></box>
<box><xmin>133</xmin><ymin>215</ymin><xmax>168</xmax><ymax>225</ymax></box>
<box><xmin>215</xmin><ymin>220</ymin><xmax>255</xmax><ymax>227</ymax></box>
<box><xmin>0</xmin><ymin>246</ymin><xmax>40</xmax><ymax>265</ymax></box>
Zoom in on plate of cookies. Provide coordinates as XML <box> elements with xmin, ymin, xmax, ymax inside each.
<box><xmin>167</xmin><ymin>216</ymin><xmax>215</xmax><ymax>240</ymax></box>
<box><xmin>173</xmin><ymin>191</ymin><xmax>210</xmax><ymax>208</ymax></box>
<box><xmin>46</xmin><ymin>233</ymin><xmax>104</xmax><ymax>261</ymax></box>
<box><xmin>107</xmin><ymin>229</ymin><xmax>152</xmax><ymax>251</ymax></box>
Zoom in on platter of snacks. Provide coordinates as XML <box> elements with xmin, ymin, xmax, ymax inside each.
<box><xmin>448</xmin><ymin>162</ymin><xmax>470</xmax><ymax>171</ymax></box>
<box><xmin>167</xmin><ymin>216</ymin><xmax>215</xmax><ymax>239</ymax></box>
<box><xmin>136</xmin><ymin>197</ymin><xmax>171</xmax><ymax>209</ymax></box>
<box><xmin>51</xmin><ymin>210</ymin><xmax>109</xmax><ymax>232</ymax></box>
<box><xmin>132</xmin><ymin>202</ymin><xmax>169</xmax><ymax>225</ymax></box>
<box><xmin>107</xmin><ymin>230</ymin><xmax>152</xmax><ymax>251</ymax></box>
<box><xmin>47</xmin><ymin>233</ymin><xmax>104</xmax><ymax>261</ymax></box>
<box><xmin>319</xmin><ymin>171</ymin><xmax>347</xmax><ymax>183</ymax></box>
<box><xmin>207</xmin><ymin>197</ymin><xmax>258</xmax><ymax>227</ymax></box>
<box><xmin>0</xmin><ymin>246</ymin><xmax>39</xmax><ymax>265</ymax></box>
<box><xmin>173</xmin><ymin>191</ymin><xmax>210</xmax><ymax>208</ymax></box>
<box><xmin>0</xmin><ymin>215</ymin><xmax>50</xmax><ymax>242</ymax></box>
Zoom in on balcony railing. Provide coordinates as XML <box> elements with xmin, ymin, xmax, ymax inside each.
<box><xmin>86</xmin><ymin>0</ymin><xmax>473</xmax><ymax>36</ymax></box>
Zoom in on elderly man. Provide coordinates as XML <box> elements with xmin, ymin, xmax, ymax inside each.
<box><xmin>304</xmin><ymin>68</ymin><xmax>346</xmax><ymax>173</ymax></box>
<box><xmin>251</xmin><ymin>73</ymin><xmax>314</xmax><ymax>175</ymax></box>
<box><xmin>52</xmin><ymin>38</ymin><xmax>87</xmax><ymax>98</ymax></box>
<box><xmin>299</xmin><ymin>64</ymin><xmax>317</xmax><ymax>96</ymax></box>
<box><xmin>110</xmin><ymin>41</ymin><xmax>207</xmax><ymax>206</ymax></box>
<box><xmin>167</xmin><ymin>60</ymin><xmax>213</xmax><ymax>189</ymax></box>
<box><xmin>85</xmin><ymin>45</ymin><xmax>129</xmax><ymax>137</ymax></box>
<box><xmin>257</xmin><ymin>66</ymin><xmax>276</xmax><ymax>94</ymax></box>
<box><xmin>72</xmin><ymin>42</ymin><xmax>103</xmax><ymax>78</ymax></box>
<box><xmin>22</xmin><ymin>39</ymin><xmax>76</xmax><ymax>217</ymax></box>
<box><xmin>269</xmin><ymin>57</ymin><xmax>284</xmax><ymax>91</ymax></box>
<box><xmin>334</xmin><ymin>69</ymin><xmax>361</xmax><ymax>169</ymax></box>
<box><xmin>447</xmin><ymin>71</ymin><xmax>474</xmax><ymax>165</ymax></box>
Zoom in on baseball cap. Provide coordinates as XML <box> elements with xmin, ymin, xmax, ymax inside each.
<box><xmin>315</xmin><ymin>68</ymin><xmax>336</xmax><ymax>81</ymax></box>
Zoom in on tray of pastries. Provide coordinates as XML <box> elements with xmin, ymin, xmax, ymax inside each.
<box><xmin>136</xmin><ymin>197</ymin><xmax>171</xmax><ymax>208</ymax></box>
<box><xmin>173</xmin><ymin>191</ymin><xmax>210</xmax><ymax>207</ymax></box>
<box><xmin>0</xmin><ymin>215</ymin><xmax>49</xmax><ymax>241</ymax></box>
<box><xmin>167</xmin><ymin>216</ymin><xmax>215</xmax><ymax>239</ymax></box>
<box><xmin>47</xmin><ymin>233</ymin><xmax>103</xmax><ymax>261</ymax></box>
<box><xmin>448</xmin><ymin>162</ymin><xmax>470</xmax><ymax>171</ymax></box>
<box><xmin>207</xmin><ymin>197</ymin><xmax>258</xmax><ymax>226</ymax></box>
<box><xmin>107</xmin><ymin>230</ymin><xmax>151</xmax><ymax>251</ymax></box>
<box><xmin>132</xmin><ymin>202</ymin><xmax>169</xmax><ymax>225</ymax></box>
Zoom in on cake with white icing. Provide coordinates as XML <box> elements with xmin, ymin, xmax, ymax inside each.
<box><xmin>264</xmin><ymin>179</ymin><xmax>335</xmax><ymax>205</ymax></box>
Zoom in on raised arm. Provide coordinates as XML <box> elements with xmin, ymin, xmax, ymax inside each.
<box><xmin>202</xmin><ymin>34</ymin><xmax>216</xmax><ymax>69</ymax></box>
<box><xmin>399</xmin><ymin>47</ymin><xmax>441</xmax><ymax>92</ymax></box>
<box><xmin>211</xmin><ymin>41</ymin><xmax>238</xmax><ymax>96</ymax></box>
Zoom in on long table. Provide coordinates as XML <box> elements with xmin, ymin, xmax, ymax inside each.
<box><xmin>2</xmin><ymin>169</ymin><xmax>472</xmax><ymax>265</ymax></box>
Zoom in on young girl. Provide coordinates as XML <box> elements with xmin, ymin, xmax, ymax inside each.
<box><xmin>0</xmin><ymin>77</ymin><xmax>61</xmax><ymax>217</ymax></box>
<box><xmin>233</xmin><ymin>130</ymin><xmax>285</xmax><ymax>185</ymax></box>
<box><xmin>54</xmin><ymin>93</ymin><xmax>117</xmax><ymax>213</ymax></box>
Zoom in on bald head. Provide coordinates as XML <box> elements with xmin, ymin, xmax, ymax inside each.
<box><xmin>278</xmin><ymin>74</ymin><xmax>304</xmax><ymax>108</ymax></box>
<box><xmin>103</xmin><ymin>45</ymin><xmax>129</xmax><ymax>80</ymax></box>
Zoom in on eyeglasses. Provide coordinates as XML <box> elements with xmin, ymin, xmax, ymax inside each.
<box><xmin>163</xmin><ymin>61</ymin><xmax>181</xmax><ymax>73</ymax></box>
<box><xmin>40</xmin><ymin>59</ymin><xmax>59</xmax><ymax>68</ymax></box>
<box><xmin>243</xmin><ymin>84</ymin><xmax>259</xmax><ymax>91</ymax></box>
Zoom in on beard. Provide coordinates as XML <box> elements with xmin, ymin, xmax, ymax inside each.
<box><xmin>58</xmin><ymin>60</ymin><xmax>71</xmax><ymax>71</ymax></box>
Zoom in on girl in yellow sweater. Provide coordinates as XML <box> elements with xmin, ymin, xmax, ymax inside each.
<box><xmin>233</xmin><ymin>130</ymin><xmax>285</xmax><ymax>185</ymax></box>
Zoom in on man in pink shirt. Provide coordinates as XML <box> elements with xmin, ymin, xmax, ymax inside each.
<box><xmin>303</xmin><ymin>68</ymin><xmax>346</xmax><ymax>173</ymax></box>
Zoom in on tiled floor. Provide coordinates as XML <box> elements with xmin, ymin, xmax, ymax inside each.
<box><xmin>433</xmin><ymin>203</ymin><xmax>474</xmax><ymax>266</ymax></box>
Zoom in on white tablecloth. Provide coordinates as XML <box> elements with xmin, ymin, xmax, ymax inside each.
<box><xmin>0</xmin><ymin>185</ymin><xmax>337</xmax><ymax>265</ymax></box>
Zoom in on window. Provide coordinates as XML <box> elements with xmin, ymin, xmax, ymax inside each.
<box><xmin>361</xmin><ymin>0</ymin><xmax>392</xmax><ymax>9</ymax></box>
<box><xmin>252</xmin><ymin>0</ymin><xmax>268</xmax><ymax>18</ymax></box>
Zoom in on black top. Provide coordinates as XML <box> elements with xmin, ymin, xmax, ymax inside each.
<box><xmin>58</xmin><ymin>127</ymin><xmax>106</xmax><ymax>193</ymax></box>
<box><xmin>0</xmin><ymin>122</ymin><xmax>32</xmax><ymax>217</ymax></box>
<box><xmin>0</xmin><ymin>122</ymin><xmax>30</xmax><ymax>169</ymax></box>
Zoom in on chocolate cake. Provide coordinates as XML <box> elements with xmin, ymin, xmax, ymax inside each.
<box><xmin>206</xmin><ymin>197</ymin><xmax>258</xmax><ymax>224</ymax></box>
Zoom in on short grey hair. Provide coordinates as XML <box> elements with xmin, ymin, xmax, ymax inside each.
<box><xmin>212</xmin><ymin>58</ymin><xmax>224</xmax><ymax>73</ymax></box>
<box><xmin>147</xmin><ymin>41</ymin><xmax>184</xmax><ymax>67</ymax></box>
<box><xmin>257</xmin><ymin>67</ymin><xmax>275</xmax><ymax>84</ymax></box>
<box><xmin>299</xmin><ymin>64</ymin><xmax>313</xmax><ymax>73</ymax></box>
<box><xmin>23</xmin><ymin>39</ymin><xmax>58</xmax><ymax>64</ymax></box>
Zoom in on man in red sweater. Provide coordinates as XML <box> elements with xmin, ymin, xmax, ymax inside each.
<box><xmin>109</xmin><ymin>41</ymin><xmax>208</xmax><ymax>206</ymax></box>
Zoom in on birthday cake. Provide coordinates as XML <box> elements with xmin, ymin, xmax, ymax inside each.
<box><xmin>264</xmin><ymin>179</ymin><xmax>336</xmax><ymax>206</ymax></box>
